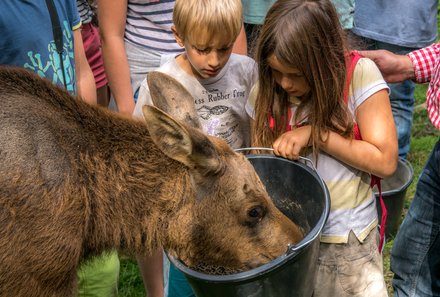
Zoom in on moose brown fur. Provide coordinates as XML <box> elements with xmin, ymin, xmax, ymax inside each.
<box><xmin>0</xmin><ymin>66</ymin><xmax>303</xmax><ymax>297</ymax></box>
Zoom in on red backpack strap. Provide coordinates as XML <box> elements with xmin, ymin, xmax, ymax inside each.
<box><xmin>345</xmin><ymin>52</ymin><xmax>362</xmax><ymax>140</ymax></box>
<box><xmin>372</xmin><ymin>175</ymin><xmax>386</xmax><ymax>253</ymax></box>
<box><xmin>344</xmin><ymin>52</ymin><xmax>362</xmax><ymax>104</ymax></box>
<box><xmin>268</xmin><ymin>108</ymin><xmax>293</xmax><ymax>132</ymax></box>
<box><xmin>345</xmin><ymin>52</ymin><xmax>386</xmax><ymax>253</ymax></box>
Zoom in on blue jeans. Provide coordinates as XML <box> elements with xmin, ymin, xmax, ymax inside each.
<box><xmin>358</xmin><ymin>38</ymin><xmax>417</xmax><ymax>159</ymax></box>
<box><xmin>391</xmin><ymin>139</ymin><xmax>440</xmax><ymax>297</ymax></box>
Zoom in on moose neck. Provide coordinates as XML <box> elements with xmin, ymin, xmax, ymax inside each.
<box><xmin>72</xmin><ymin>108</ymin><xmax>193</xmax><ymax>257</ymax></box>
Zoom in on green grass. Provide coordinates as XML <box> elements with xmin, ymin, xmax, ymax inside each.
<box><xmin>118</xmin><ymin>257</ymin><xmax>145</xmax><ymax>297</ymax></box>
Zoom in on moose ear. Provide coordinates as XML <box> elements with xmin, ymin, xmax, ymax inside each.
<box><xmin>142</xmin><ymin>105</ymin><xmax>221</xmax><ymax>175</ymax></box>
<box><xmin>147</xmin><ymin>71</ymin><xmax>202</xmax><ymax>129</ymax></box>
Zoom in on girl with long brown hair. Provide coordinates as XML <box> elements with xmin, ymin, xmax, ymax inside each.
<box><xmin>246</xmin><ymin>0</ymin><xmax>397</xmax><ymax>295</ymax></box>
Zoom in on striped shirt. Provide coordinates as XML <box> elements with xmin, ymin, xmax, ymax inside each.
<box><xmin>125</xmin><ymin>0</ymin><xmax>183</xmax><ymax>53</ymax></box>
<box><xmin>76</xmin><ymin>0</ymin><xmax>93</xmax><ymax>24</ymax></box>
<box><xmin>408</xmin><ymin>43</ymin><xmax>440</xmax><ymax>130</ymax></box>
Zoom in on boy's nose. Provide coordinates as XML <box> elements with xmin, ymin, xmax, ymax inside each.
<box><xmin>207</xmin><ymin>52</ymin><xmax>221</xmax><ymax>68</ymax></box>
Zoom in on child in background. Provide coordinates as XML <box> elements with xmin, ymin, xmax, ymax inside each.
<box><xmin>77</xmin><ymin>0</ymin><xmax>110</xmax><ymax>107</ymax></box>
<box><xmin>76</xmin><ymin>2</ymin><xmax>119</xmax><ymax>296</ymax></box>
<box><xmin>246</xmin><ymin>0</ymin><xmax>397</xmax><ymax>296</ymax></box>
<box><xmin>133</xmin><ymin>0</ymin><xmax>257</xmax><ymax>296</ymax></box>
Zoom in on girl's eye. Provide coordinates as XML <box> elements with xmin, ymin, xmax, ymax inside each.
<box><xmin>271</xmin><ymin>69</ymin><xmax>281</xmax><ymax>77</ymax></box>
<box><xmin>290</xmin><ymin>73</ymin><xmax>303</xmax><ymax>78</ymax></box>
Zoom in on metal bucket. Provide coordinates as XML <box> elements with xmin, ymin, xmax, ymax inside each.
<box><xmin>375</xmin><ymin>158</ymin><xmax>414</xmax><ymax>238</ymax></box>
<box><xmin>167</xmin><ymin>154</ymin><xmax>330</xmax><ymax>297</ymax></box>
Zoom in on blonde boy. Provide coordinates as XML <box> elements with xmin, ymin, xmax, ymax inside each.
<box><xmin>133</xmin><ymin>1</ymin><xmax>257</xmax><ymax>295</ymax></box>
<box><xmin>133</xmin><ymin>0</ymin><xmax>257</xmax><ymax>149</ymax></box>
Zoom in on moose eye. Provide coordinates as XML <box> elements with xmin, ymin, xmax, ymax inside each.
<box><xmin>245</xmin><ymin>206</ymin><xmax>266</xmax><ymax>227</ymax></box>
<box><xmin>248</xmin><ymin>206</ymin><xmax>264</xmax><ymax>219</ymax></box>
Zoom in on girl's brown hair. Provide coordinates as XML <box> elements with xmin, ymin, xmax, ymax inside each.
<box><xmin>251</xmin><ymin>0</ymin><xmax>353</xmax><ymax>156</ymax></box>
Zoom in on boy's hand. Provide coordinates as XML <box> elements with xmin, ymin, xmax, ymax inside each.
<box><xmin>357</xmin><ymin>49</ymin><xmax>415</xmax><ymax>83</ymax></box>
<box><xmin>273</xmin><ymin>125</ymin><xmax>311</xmax><ymax>160</ymax></box>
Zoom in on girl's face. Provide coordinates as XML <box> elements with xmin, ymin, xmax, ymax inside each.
<box><xmin>268</xmin><ymin>55</ymin><xmax>310</xmax><ymax>98</ymax></box>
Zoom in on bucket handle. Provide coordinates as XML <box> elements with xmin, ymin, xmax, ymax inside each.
<box><xmin>234</xmin><ymin>147</ymin><xmax>317</xmax><ymax>171</ymax></box>
<box><xmin>286</xmin><ymin>243</ymin><xmax>301</xmax><ymax>254</ymax></box>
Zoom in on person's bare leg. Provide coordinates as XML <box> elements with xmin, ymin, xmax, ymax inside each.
<box><xmin>136</xmin><ymin>249</ymin><xmax>164</xmax><ymax>297</ymax></box>
<box><xmin>96</xmin><ymin>84</ymin><xmax>110</xmax><ymax>107</ymax></box>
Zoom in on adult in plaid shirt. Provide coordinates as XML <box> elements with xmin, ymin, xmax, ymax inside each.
<box><xmin>360</xmin><ymin>45</ymin><xmax>440</xmax><ymax>297</ymax></box>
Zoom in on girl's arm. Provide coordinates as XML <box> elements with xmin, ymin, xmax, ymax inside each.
<box><xmin>321</xmin><ymin>89</ymin><xmax>398</xmax><ymax>178</ymax></box>
<box><xmin>98</xmin><ymin>0</ymin><xmax>135</xmax><ymax>115</ymax></box>
<box><xmin>74</xmin><ymin>28</ymin><xmax>97</xmax><ymax>105</ymax></box>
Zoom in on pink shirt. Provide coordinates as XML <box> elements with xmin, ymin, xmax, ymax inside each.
<box><xmin>408</xmin><ymin>43</ymin><xmax>440</xmax><ymax>130</ymax></box>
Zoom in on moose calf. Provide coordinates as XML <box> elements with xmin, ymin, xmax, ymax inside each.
<box><xmin>0</xmin><ymin>66</ymin><xmax>303</xmax><ymax>297</ymax></box>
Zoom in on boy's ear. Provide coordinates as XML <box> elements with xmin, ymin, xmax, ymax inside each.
<box><xmin>171</xmin><ymin>25</ymin><xmax>185</xmax><ymax>47</ymax></box>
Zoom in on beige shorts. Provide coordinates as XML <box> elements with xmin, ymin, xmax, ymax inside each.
<box><xmin>313</xmin><ymin>228</ymin><xmax>388</xmax><ymax>297</ymax></box>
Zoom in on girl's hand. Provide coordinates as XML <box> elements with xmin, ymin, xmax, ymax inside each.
<box><xmin>272</xmin><ymin>125</ymin><xmax>311</xmax><ymax>160</ymax></box>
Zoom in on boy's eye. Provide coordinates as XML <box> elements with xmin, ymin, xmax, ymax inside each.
<box><xmin>219</xmin><ymin>46</ymin><xmax>232</xmax><ymax>52</ymax></box>
<box><xmin>194</xmin><ymin>47</ymin><xmax>210</xmax><ymax>54</ymax></box>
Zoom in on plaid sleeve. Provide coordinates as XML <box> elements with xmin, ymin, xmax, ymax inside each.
<box><xmin>407</xmin><ymin>43</ymin><xmax>440</xmax><ymax>84</ymax></box>
<box><xmin>408</xmin><ymin>42</ymin><xmax>440</xmax><ymax>130</ymax></box>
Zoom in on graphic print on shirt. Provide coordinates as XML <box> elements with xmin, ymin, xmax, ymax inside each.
<box><xmin>24</xmin><ymin>21</ymin><xmax>76</xmax><ymax>94</ymax></box>
<box><xmin>196</xmin><ymin>87</ymin><xmax>246</xmax><ymax>147</ymax></box>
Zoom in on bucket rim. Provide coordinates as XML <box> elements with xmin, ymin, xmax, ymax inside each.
<box><xmin>166</xmin><ymin>154</ymin><xmax>330</xmax><ymax>283</ymax></box>
<box><xmin>374</xmin><ymin>158</ymin><xmax>414</xmax><ymax>197</ymax></box>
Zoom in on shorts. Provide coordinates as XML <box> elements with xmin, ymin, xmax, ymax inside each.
<box><xmin>313</xmin><ymin>229</ymin><xmax>388</xmax><ymax>297</ymax></box>
<box><xmin>81</xmin><ymin>22</ymin><xmax>108</xmax><ymax>89</ymax></box>
<box><xmin>77</xmin><ymin>251</ymin><xmax>120</xmax><ymax>297</ymax></box>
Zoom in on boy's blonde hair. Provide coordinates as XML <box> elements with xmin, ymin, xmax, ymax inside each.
<box><xmin>173</xmin><ymin>0</ymin><xmax>242</xmax><ymax>46</ymax></box>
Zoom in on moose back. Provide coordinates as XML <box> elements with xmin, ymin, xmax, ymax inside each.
<box><xmin>0</xmin><ymin>66</ymin><xmax>303</xmax><ymax>297</ymax></box>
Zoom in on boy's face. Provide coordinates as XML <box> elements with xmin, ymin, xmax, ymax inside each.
<box><xmin>268</xmin><ymin>55</ymin><xmax>310</xmax><ymax>99</ymax></box>
<box><xmin>185</xmin><ymin>41</ymin><xmax>234</xmax><ymax>79</ymax></box>
<box><xmin>173</xmin><ymin>27</ymin><xmax>234</xmax><ymax>79</ymax></box>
